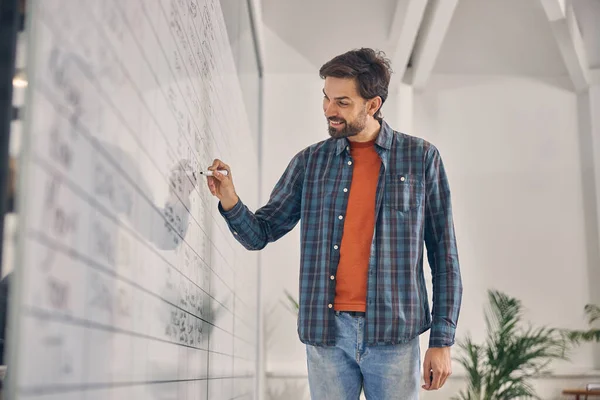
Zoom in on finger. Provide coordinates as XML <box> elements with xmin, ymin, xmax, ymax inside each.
<box><xmin>207</xmin><ymin>177</ymin><xmax>216</xmax><ymax>195</ymax></box>
<box><xmin>430</xmin><ymin>368</ymin><xmax>443</xmax><ymax>390</ymax></box>
<box><xmin>440</xmin><ymin>372</ymin><xmax>449</xmax><ymax>389</ymax></box>
<box><xmin>442</xmin><ymin>370</ymin><xmax>452</xmax><ymax>388</ymax></box>
<box><xmin>208</xmin><ymin>161</ymin><xmax>233</xmax><ymax>182</ymax></box>
<box><xmin>212</xmin><ymin>171</ymin><xmax>229</xmax><ymax>182</ymax></box>
<box><xmin>216</xmin><ymin>164</ymin><xmax>231</xmax><ymax>176</ymax></box>
<box><xmin>422</xmin><ymin>362</ymin><xmax>432</xmax><ymax>390</ymax></box>
<box><xmin>211</xmin><ymin>159</ymin><xmax>229</xmax><ymax>171</ymax></box>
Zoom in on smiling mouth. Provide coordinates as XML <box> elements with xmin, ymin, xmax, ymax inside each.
<box><xmin>329</xmin><ymin>120</ymin><xmax>345</xmax><ymax>127</ymax></box>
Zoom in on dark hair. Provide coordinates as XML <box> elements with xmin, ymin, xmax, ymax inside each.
<box><xmin>319</xmin><ymin>48</ymin><xmax>392</xmax><ymax>121</ymax></box>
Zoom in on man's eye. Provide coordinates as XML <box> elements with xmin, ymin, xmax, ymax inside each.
<box><xmin>339</xmin><ymin>102</ymin><xmax>348</xmax><ymax>106</ymax></box>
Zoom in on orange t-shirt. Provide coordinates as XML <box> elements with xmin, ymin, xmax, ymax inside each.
<box><xmin>334</xmin><ymin>139</ymin><xmax>381</xmax><ymax>312</ymax></box>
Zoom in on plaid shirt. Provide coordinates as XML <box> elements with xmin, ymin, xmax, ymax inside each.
<box><xmin>219</xmin><ymin>121</ymin><xmax>462</xmax><ymax>348</ymax></box>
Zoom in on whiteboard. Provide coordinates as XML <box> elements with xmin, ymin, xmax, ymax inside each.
<box><xmin>7</xmin><ymin>0</ymin><xmax>259</xmax><ymax>399</ymax></box>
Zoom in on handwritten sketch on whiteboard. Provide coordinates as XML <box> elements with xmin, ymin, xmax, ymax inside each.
<box><xmin>8</xmin><ymin>0</ymin><xmax>259</xmax><ymax>399</ymax></box>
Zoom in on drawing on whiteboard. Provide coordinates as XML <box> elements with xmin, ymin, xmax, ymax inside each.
<box><xmin>90</xmin><ymin>220</ymin><xmax>116</xmax><ymax>266</ymax></box>
<box><xmin>46</xmin><ymin>277</ymin><xmax>70</xmax><ymax>311</ymax></box>
<box><xmin>48</xmin><ymin>48</ymin><xmax>84</xmax><ymax>127</ymax></box>
<box><xmin>116</xmin><ymin>286</ymin><xmax>132</xmax><ymax>318</ymax></box>
<box><xmin>48</xmin><ymin>120</ymin><xmax>75</xmax><ymax>170</ymax></box>
<box><xmin>43</xmin><ymin>334</ymin><xmax>73</xmax><ymax>377</ymax></box>
<box><xmin>43</xmin><ymin>177</ymin><xmax>78</xmax><ymax>240</ymax></box>
<box><xmin>88</xmin><ymin>271</ymin><xmax>114</xmax><ymax>317</ymax></box>
<box><xmin>9</xmin><ymin>1</ymin><xmax>258</xmax><ymax>398</ymax></box>
<box><xmin>189</xmin><ymin>0</ymin><xmax>198</xmax><ymax>18</ymax></box>
<box><xmin>94</xmin><ymin>159</ymin><xmax>134</xmax><ymax>219</ymax></box>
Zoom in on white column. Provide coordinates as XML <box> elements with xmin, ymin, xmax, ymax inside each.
<box><xmin>397</xmin><ymin>82</ymin><xmax>414</xmax><ymax>134</ymax></box>
<box><xmin>386</xmin><ymin>80</ymin><xmax>414</xmax><ymax>135</ymax></box>
<box><xmin>585</xmin><ymin>84</ymin><xmax>600</xmax><ymax>368</ymax></box>
<box><xmin>589</xmin><ymin>84</ymin><xmax>600</xmax><ymax>301</ymax></box>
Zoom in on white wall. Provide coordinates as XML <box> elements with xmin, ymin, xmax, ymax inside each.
<box><xmin>589</xmin><ymin>83</ymin><xmax>600</xmax><ymax>365</ymax></box>
<box><xmin>413</xmin><ymin>74</ymin><xmax>597</xmax><ymax>372</ymax></box>
<box><xmin>260</xmin><ymin>26</ymin><xmax>319</xmax><ymax>379</ymax></box>
<box><xmin>260</xmin><ymin>24</ymin><xmax>600</xmax><ymax>400</ymax></box>
<box><xmin>261</xmin><ymin>71</ymin><xmax>321</xmax><ymax>376</ymax></box>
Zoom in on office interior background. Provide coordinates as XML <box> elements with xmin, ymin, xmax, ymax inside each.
<box><xmin>1</xmin><ymin>0</ymin><xmax>599</xmax><ymax>399</ymax></box>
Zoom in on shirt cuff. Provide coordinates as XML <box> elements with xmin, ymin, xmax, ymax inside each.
<box><xmin>218</xmin><ymin>198</ymin><xmax>244</xmax><ymax>222</ymax></box>
<box><xmin>428</xmin><ymin>319</ymin><xmax>457</xmax><ymax>348</ymax></box>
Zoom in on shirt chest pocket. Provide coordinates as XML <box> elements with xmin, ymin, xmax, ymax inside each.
<box><xmin>385</xmin><ymin>174</ymin><xmax>424</xmax><ymax>212</ymax></box>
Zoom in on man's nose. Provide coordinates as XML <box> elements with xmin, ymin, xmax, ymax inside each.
<box><xmin>324</xmin><ymin>103</ymin><xmax>338</xmax><ymax>118</ymax></box>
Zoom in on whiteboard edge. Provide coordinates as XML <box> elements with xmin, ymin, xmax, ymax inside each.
<box><xmin>5</xmin><ymin>0</ymin><xmax>39</xmax><ymax>398</ymax></box>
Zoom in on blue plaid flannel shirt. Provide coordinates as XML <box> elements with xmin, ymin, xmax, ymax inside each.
<box><xmin>219</xmin><ymin>121</ymin><xmax>462</xmax><ymax>348</ymax></box>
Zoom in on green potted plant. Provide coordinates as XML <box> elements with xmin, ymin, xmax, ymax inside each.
<box><xmin>563</xmin><ymin>304</ymin><xmax>600</xmax><ymax>344</ymax></box>
<box><xmin>282</xmin><ymin>289</ymin><xmax>299</xmax><ymax>316</ymax></box>
<box><xmin>453</xmin><ymin>290</ymin><xmax>569</xmax><ymax>400</ymax></box>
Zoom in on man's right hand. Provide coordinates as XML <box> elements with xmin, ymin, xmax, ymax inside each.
<box><xmin>207</xmin><ymin>159</ymin><xmax>239</xmax><ymax>211</ymax></box>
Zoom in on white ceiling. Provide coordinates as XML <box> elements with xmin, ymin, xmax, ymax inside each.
<box><xmin>433</xmin><ymin>0</ymin><xmax>567</xmax><ymax>76</ymax></box>
<box><xmin>573</xmin><ymin>0</ymin><xmax>600</xmax><ymax>68</ymax></box>
<box><xmin>262</xmin><ymin>0</ymin><xmax>599</xmax><ymax>82</ymax></box>
<box><xmin>261</xmin><ymin>0</ymin><xmax>401</xmax><ymax>70</ymax></box>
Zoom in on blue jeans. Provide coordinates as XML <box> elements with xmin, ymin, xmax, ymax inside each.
<box><xmin>306</xmin><ymin>311</ymin><xmax>421</xmax><ymax>400</ymax></box>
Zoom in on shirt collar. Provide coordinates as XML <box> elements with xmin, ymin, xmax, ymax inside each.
<box><xmin>334</xmin><ymin>120</ymin><xmax>393</xmax><ymax>155</ymax></box>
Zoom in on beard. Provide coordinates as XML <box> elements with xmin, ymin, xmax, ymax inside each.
<box><xmin>327</xmin><ymin>109</ymin><xmax>367</xmax><ymax>139</ymax></box>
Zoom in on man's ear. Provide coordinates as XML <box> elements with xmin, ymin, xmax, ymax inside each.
<box><xmin>368</xmin><ymin>96</ymin><xmax>382</xmax><ymax>117</ymax></box>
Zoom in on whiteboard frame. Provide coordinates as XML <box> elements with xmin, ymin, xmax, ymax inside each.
<box><xmin>5</xmin><ymin>0</ymin><xmax>39</xmax><ymax>398</ymax></box>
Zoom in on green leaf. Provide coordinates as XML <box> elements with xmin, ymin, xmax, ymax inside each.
<box><xmin>584</xmin><ymin>304</ymin><xmax>600</xmax><ymax>325</ymax></box>
<box><xmin>561</xmin><ymin>303</ymin><xmax>600</xmax><ymax>345</ymax></box>
<box><xmin>454</xmin><ymin>290</ymin><xmax>569</xmax><ymax>399</ymax></box>
<box><xmin>282</xmin><ymin>289</ymin><xmax>299</xmax><ymax>316</ymax></box>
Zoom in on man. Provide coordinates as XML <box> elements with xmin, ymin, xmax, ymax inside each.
<box><xmin>207</xmin><ymin>48</ymin><xmax>462</xmax><ymax>399</ymax></box>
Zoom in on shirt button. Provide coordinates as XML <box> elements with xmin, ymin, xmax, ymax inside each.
<box><xmin>400</xmin><ymin>176</ymin><xmax>406</xmax><ymax>182</ymax></box>
<box><xmin>343</xmin><ymin>188</ymin><xmax>348</xmax><ymax>192</ymax></box>
<box><xmin>233</xmin><ymin>231</ymin><xmax>238</xmax><ymax>235</ymax></box>
<box><xmin>330</xmin><ymin>275</ymin><xmax>335</xmax><ymax>280</ymax></box>
<box><xmin>338</xmin><ymin>215</ymin><xmax>343</xmax><ymax>220</ymax></box>
<box><xmin>333</xmin><ymin>245</ymin><xmax>339</xmax><ymax>250</ymax></box>
<box><xmin>346</xmin><ymin>146</ymin><xmax>349</xmax><ymax>151</ymax></box>
<box><xmin>347</xmin><ymin>161</ymin><xmax>352</xmax><ymax>166</ymax></box>
<box><xmin>328</xmin><ymin>304</ymin><xmax>333</xmax><ymax>309</ymax></box>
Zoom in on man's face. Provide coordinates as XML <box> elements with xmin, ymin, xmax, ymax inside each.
<box><xmin>323</xmin><ymin>77</ymin><xmax>369</xmax><ymax>139</ymax></box>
